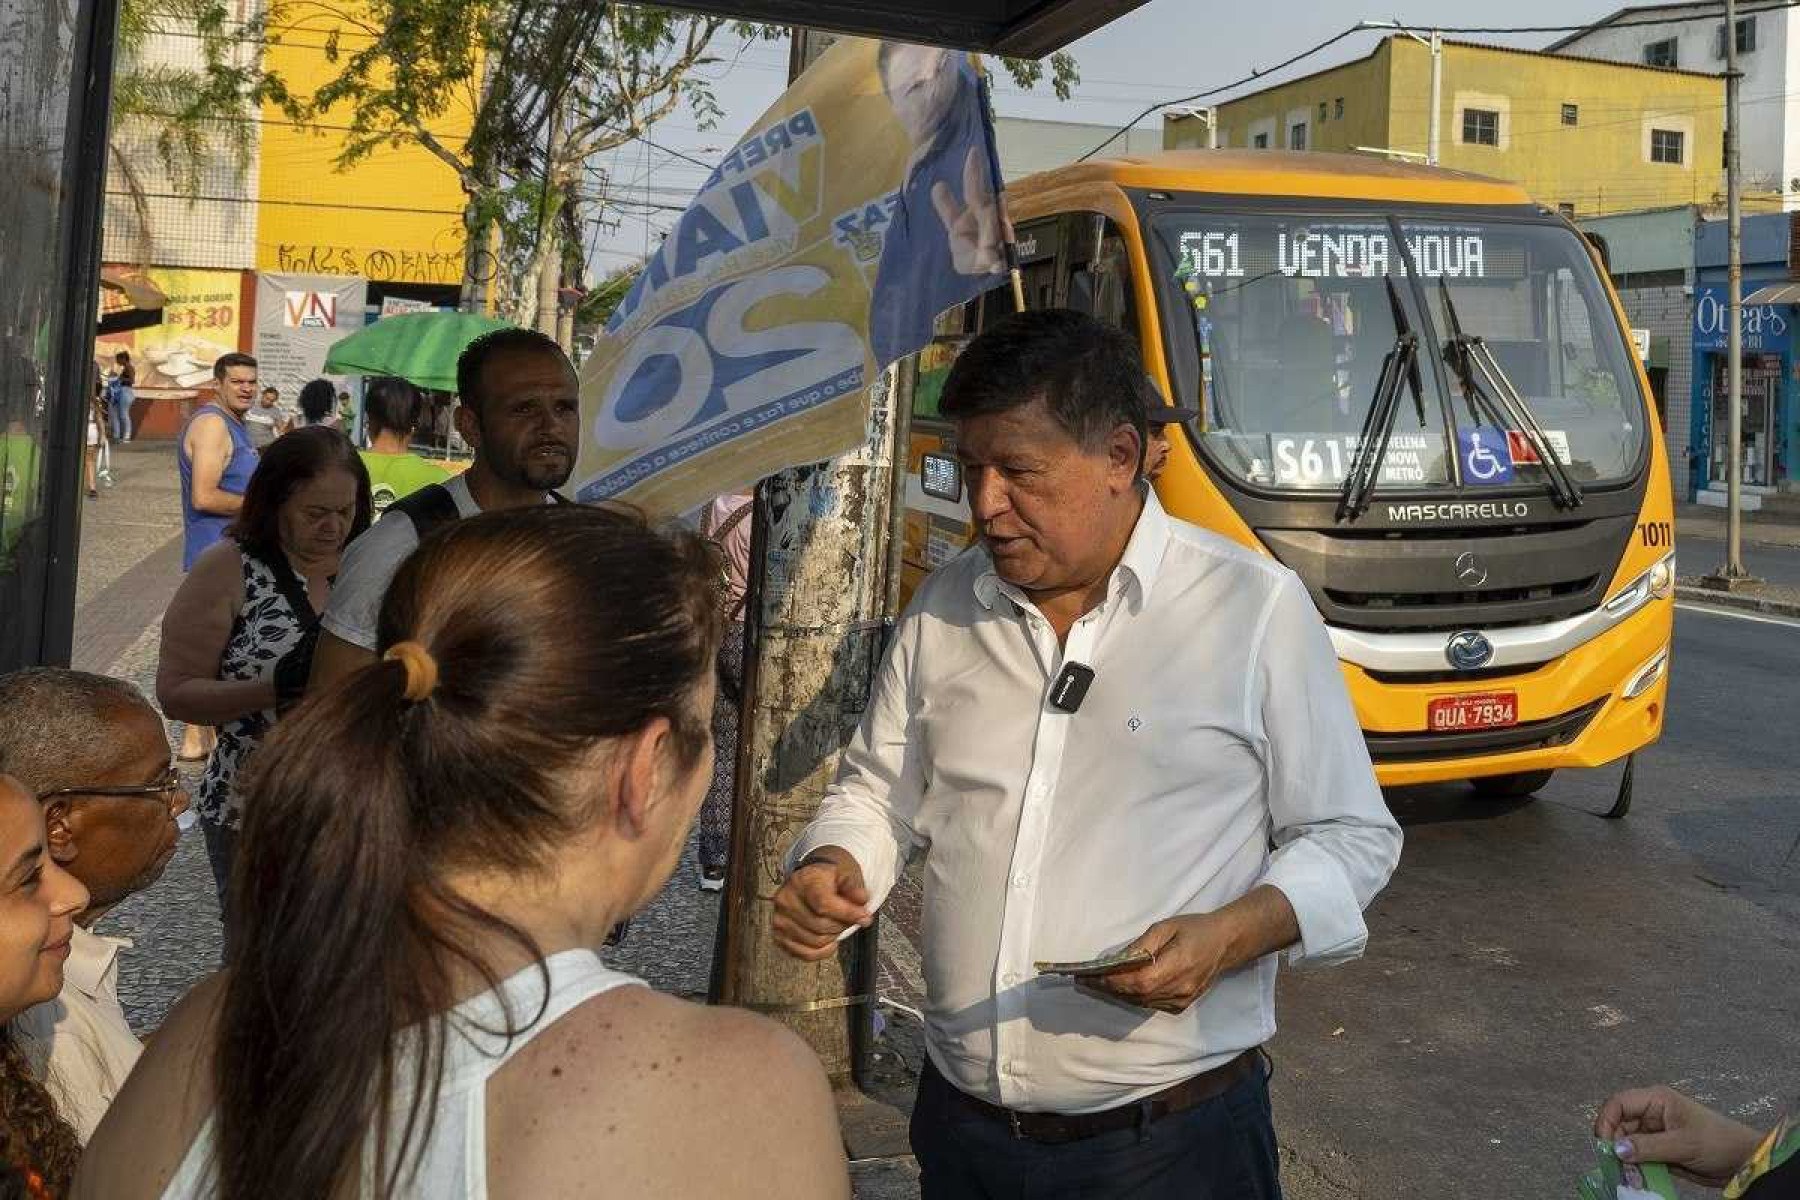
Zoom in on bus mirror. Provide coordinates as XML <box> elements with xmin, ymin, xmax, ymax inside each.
<box><xmin>921</xmin><ymin>452</ymin><xmax>962</xmax><ymax>502</ymax></box>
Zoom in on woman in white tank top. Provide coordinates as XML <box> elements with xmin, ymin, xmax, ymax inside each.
<box><xmin>75</xmin><ymin>504</ymin><xmax>849</xmax><ymax>1200</ymax></box>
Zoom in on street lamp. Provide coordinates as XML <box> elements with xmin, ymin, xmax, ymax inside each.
<box><xmin>1356</xmin><ymin>18</ymin><xmax>1442</xmax><ymax>166</ymax></box>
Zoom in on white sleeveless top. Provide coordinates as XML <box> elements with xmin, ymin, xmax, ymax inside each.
<box><xmin>160</xmin><ymin>950</ymin><xmax>644</xmax><ymax>1198</ymax></box>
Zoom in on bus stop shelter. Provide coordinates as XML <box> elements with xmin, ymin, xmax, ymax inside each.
<box><xmin>0</xmin><ymin>0</ymin><xmax>1149</xmax><ymax>672</ymax></box>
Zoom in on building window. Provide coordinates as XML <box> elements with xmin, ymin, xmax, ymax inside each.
<box><xmin>1462</xmin><ymin>108</ymin><xmax>1499</xmax><ymax>146</ymax></box>
<box><xmin>1335</xmin><ymin>97</ymin><xmax>1345</xmax><ymax>119</ymax></box>
<box><xmin>1561</xmin><ymin>103</ymin><xmax>1579</xmax><ymax>126</ymax></box>
<box><xmin>1557</xmin><ymin>202</ymin><xmax>1576</xmax><ymax>218</ymax></box>
<box><xmin>1253</xmin><ymin>131</ymin><xmax>1269</xmax><ymax>149</ymax></box>
<box><xmin>1643</xmin><ymin>37</ymin><xmax>1678</xmax><ymax>67</ymax></box>
<box><xmin>1318</xmin><ymin>101</ymin><xmax>1328</xmax><ymax>123</ymax></box>
<box><xmin>1289</xmin><ymin>122</ymin><xmax>1307</xmax><ymax>151</ymax></box>
<box><xmin>1714</xmin><ymin>16</ymin><xmax>1756</xmax><ymax>56</ymax></box>
<box><xmin>1651</xmin><ymin>128</ymin><xmax>1685</xmax><ymax>164</ymax></box>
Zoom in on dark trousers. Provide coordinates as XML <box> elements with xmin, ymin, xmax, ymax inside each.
<box><xmin>201</xmin><ymin>818</ymin><xmax>239</xmax><ymax>955</ymax></box>
<box><xmin>910</xmin><ymin>1059</ymin><xmax>1282</xmax><ymax>1200</ymax></box>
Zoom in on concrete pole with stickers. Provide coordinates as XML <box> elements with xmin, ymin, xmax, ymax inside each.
<box><xmin>1723</xmin><ymin>0</ymin><xmax>1750</xmax><ymax>580</ymax></box>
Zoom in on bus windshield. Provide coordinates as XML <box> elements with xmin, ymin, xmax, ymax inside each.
<box><xmin>1154</xmin><ymin>211</ymin><xmax>1647</xmax><ymax>494</ymax></box>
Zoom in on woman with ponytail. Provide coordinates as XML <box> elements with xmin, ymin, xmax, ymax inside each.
<box><xmin>77</xmin><ymin>505</ymin><xmax>848</xmax><ymax>1200</ymax></box>
<box><xmin>0</xmin><ymin>774</ymin><xmax>91</xmax><ymax>1198</ymax></box>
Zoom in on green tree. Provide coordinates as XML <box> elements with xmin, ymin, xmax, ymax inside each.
<box><xmin>107</xmin><ymin>0</ymin><xmax>292</xmax><ymax>262</ymax></box>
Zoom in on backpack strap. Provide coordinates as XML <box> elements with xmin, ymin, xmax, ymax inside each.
<box><xmin>711</xmin><ymin>499</ymin><xmax>753</xmax><ymax>542</ymax></box>
<box><xmin>387</xmin><ymin>482</ymin><xmax>462</xmax><ymax>541</ymax></box>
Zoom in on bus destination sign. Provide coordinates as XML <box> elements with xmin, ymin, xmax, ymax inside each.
<box><xmin>1179</xmin><ymin>227</ymin><xmax>1495</xmax><ymax>281</ymax></box>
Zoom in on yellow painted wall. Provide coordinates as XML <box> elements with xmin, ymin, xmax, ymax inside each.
<box><xmin>257</xmin><ymin>3</ymin><xmax>473</xmax><ymax>285</ymax></box>
<box><xmin>1169</xmin><ymin>38</ymin><xmax>1724</xmax><ymax>221</ymax></box>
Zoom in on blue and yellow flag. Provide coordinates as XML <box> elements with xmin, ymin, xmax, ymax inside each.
<box><xmin>575</xmin><ymin>38</ymin><xmax>1005</xmax><ymax>514</ymax></box>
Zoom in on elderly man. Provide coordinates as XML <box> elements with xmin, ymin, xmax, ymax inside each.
<box><xmin>773</xmin><ymin>309</ymin><xmax>1402</xmax><ymax>1198</ymax></box>
<box><xmin>0</xmin><ymin>668</ymin><xmax>188</xmax><ymax>1141</ymax></box>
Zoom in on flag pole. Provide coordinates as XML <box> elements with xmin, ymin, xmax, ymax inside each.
<box><xmin>975</xmin><ymin>65</ymin><xmax>1025</xmax><ymax>313</ymax></box>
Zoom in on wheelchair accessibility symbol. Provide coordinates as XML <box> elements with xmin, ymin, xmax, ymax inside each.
<box><xmin>1458</xmin><ymin>426</ymin><xmax>1514</xmax><ymax>486</ymax></box>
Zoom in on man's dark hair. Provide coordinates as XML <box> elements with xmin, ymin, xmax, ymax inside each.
<box><xmin>939</xmin><ymin>308</ymin><xmax>1151</xmax><ymax>466</ymax></box>
<box><xmin>363</xmin><ymin>376</ymin><xmax>424</xmax><ymax>440</ymax></box>
<box><xmin>455</xmin><ymin>327</ymin><xmax>567</xmax><ymax>416</ymax></box>
<box><xmin>230</xmin><ymin>425</ymin><xmax>372</xmax><ymax>562</ymax></box>
<box><xmin>297</xmin><ymin>378</ymin><xmax>336</xmax><ymax>425</ymax></box>
<box><xmin>260</xmin><ymin>386</ymin><xmax>278</xmax><ymax>399</ymax></box>
<box><xmin>213</xmin><ymin>351</ymin><xmax>257</xmax><ymax>381</ymax></box>
<box><xmin>0</xmin><ymin>667</ymin><xmax>152</xmax><ymax>795</ymax></box>
<box><xmin>113</xmin><ymin>350</ymin><xmax>130</xmax><ymax>365</ymax></box>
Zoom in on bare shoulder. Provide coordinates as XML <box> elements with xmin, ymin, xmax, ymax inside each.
<box><xmin>74</xmin><ymin>974</ymin><xmax>225</xmax><ymax>1200</ymax></box>
<box><xmin>486</xmin><ymin>987</ymin><xmax>847</xmax><ymax>1200</ymax></box>
<box><xmin>183</xmin><ymin>407</ymin><xmax>229</xmax><ymax>450</ymax></box>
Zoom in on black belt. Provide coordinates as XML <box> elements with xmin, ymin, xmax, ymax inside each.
<box><xmin>933</xmin><ymin>1048</ymin><xmax>1265</xmax><ymax>1145</ymax></box>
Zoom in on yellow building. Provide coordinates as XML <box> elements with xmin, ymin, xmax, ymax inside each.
<box><xmin>1166</xmin><ymin>37</ymin><xmax>1725</xmax><ymax>220</ymax></box>
<box><xmin>257</xmin><ymin>2</ymin><xmax>474</xmax><ymax>291</ymax></box>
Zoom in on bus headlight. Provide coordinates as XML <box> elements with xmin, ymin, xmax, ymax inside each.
<box><xmin>1605</xmin><ymin>552</ymin><xmax>1677</xmax><ymax>617</ymax></box>
<box><xmin>1623</xmin><ymin>648</ymin><xmax>1669</xmax><ymax>699</ymax></box>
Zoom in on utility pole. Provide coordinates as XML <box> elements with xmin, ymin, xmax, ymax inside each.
<box><xmin>1723</xmin><ymin>0</ymin><xmax>1749</xmax><ymax>578</ymax></box>
<box><xmin>1355</xmin><ymin>22</ymin><xmax>1441</xmax><ymax>163</ymax></box>
<box><xmin>714</xmin><ymin>26</ymin><xmax>894</xmax><ymax>1082</ymax></box>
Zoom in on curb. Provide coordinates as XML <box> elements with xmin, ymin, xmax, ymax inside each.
<box><xmin>1675</xmin><ymin>582</ymin><xmax>1800</xmax><ymax>618</ymax></box>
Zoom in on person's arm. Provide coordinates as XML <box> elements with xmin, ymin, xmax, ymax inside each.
<box><xmin>308</xmin><ymin>629</ymin><xmax>377</xmax><ymax>692</ymax></box>
<box><xmin>772</xmin><ymin>612</ymin><xmax>929</xmax><ymax>960</ymax></box>
<box><xmin>156</xmin><ymin>543</ymin><xmax>275</xmax><ymax>726</ymax></box>
<box><xmin>184</xmin><ymin>411</ymin><xmax>243</xmax><ymax>517</ymax></box>
<box><xmin>307</xmin><ymin>521</ymin><xmax>405</xmax><ymax>693</ymax></box>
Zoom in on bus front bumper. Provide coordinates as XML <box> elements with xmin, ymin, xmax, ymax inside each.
<box><xmin>1336</xmin><ymin>597</ymin><xmax>1673</xmax><ymax>788</ymax></box>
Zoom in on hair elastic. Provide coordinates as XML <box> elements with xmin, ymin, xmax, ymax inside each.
<box><xmin>383</xmin><ymin>641</ymin><xmax>439</xmax><ymax>703</ymax></box>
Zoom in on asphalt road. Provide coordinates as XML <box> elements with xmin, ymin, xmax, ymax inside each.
<box><xmin>1269</xmin><ymin>603</ymin><xmax>1800</xmax><ymax>1198</ymax></box>
<box><xmin>1680</xmin><ymin>532</ymin><xmax>1800</xmax><ymax>587</ymax></box>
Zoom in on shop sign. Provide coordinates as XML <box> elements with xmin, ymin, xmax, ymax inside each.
<box><xmin>1693</xmin><ymin>284</ymin><xmax>1790</xmax><ymax>353</ymax></box>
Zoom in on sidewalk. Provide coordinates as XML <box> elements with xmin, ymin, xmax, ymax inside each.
<box><xmin>1676</xmin><ymin>502</ymin><xmax>1800</xmax><ymax>616</ymax></box>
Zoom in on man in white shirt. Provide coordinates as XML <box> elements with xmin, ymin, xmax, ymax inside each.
<box><xmin>0</xmin><ymin>669</ymin><xmax>189</xmax><ymax>1141</ymax></box>
<box><xmin>307</xmin><ymin>328</ymin><xmax>580</xmax><ymax>690</ymax></box>
<box><xmin>244</xmin><ymin>386</ymin><xmax>291</xmax><ymax>449</ymax></box>
<box><xmin>772</xmin><ymin>309</ymin><xmax>1402</xmax><ymax>1198</ymax></box>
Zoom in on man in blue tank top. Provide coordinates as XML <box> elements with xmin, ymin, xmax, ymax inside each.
<box><xmin>174</xmin><ymin>353</ymin><xmax>261</xmax><ymax>763</ymax></box>
<box><xmin>177</xmin><ymin>353</ymin><xmax>260</xmax><ymax>571</ymax></box>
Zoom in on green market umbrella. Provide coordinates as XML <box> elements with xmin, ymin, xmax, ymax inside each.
<box><xmin>322</xmin><ymin>312</ymin><xmax>514</xmax><ymax>392</ymax></box>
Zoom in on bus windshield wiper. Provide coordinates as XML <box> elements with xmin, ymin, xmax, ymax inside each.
<box><xmin>1338</xmin><ymin>277</ymin><xmax>1426</xmax><ymax>522</ymax></box>
<box><xmin>1435</xmin><ymin>278</ymin><xmax>1584</xmax><ymax>509</ymax></box>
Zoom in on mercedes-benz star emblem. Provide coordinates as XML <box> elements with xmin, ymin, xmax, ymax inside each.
<box><xmin>1445</xmin><ymin>630</ymin><xmax>1495</xmax><ymax>671</ymax></box>
<box><xmin>1454</xmin><ymin>551</ymin><xmax>1488</xmax><ymax>588</ymax></box>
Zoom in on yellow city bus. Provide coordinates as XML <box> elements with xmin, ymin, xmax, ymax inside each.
<box><xmin>901</xmin><ymin>150</ymin><xmax>1674</xmax><ymax>801</ymax></box>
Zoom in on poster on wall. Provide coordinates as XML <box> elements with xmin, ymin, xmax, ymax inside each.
<box><xmin>93</xmin><ymin>267</ymin><xmax>245</xmax><ymax>396</ymax></box>
<box><xmin>253</xmin><ymin>273</ymin><xmax>369</xmax><ymax>405</ymax></box>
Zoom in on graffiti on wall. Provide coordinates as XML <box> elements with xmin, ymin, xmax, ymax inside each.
<box><xmin>274</xmin><ymin>244</ymin><xmax>463</xmax><ymax>285</ymax></box>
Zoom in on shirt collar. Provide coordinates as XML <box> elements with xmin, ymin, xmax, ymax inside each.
<box><xmin>64</xmin><ymin>926</ymin><xmax>128</xmax><ymax>1001</ymax></box>
<box><xmin>973</xmin><ymin>486</ymin><xmax>1171</xmax><ymax>615</ymax></box>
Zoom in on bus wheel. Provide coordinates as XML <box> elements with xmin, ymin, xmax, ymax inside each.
<box><xmin>1469</xmin><ymin>770</ymin><xmax>1554</xmax><ymax>799</ymax></box>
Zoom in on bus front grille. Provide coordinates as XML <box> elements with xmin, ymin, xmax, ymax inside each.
<box><xmin>1364</xmin><ymin>700</ymin><xmax>1605</xmax><ymax>763</ymax></box>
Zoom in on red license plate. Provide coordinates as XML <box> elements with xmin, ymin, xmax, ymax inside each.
<box><xmin>1427</xmin><ymin>692</ymin><xmax>1518</xmax><ymax>732</ymax></box>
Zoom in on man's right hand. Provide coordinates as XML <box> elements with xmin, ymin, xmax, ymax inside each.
<box><xmin>771</xmin><ymin>846</ymin><xmax>873</xmax><ymax>962</ymax></box>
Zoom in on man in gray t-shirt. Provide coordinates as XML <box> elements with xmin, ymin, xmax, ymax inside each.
<box><xmin>308</xmin><ymin>329</ymin><xmax>580</xmax><ymax>690</ymax></box>
<box><xmin>245</xmin><ymin>387</ymin><xmax>290</xmax><ymax>449</ymax></box>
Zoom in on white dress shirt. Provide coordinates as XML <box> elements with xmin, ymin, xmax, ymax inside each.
<box><xmin>13</xmin><ymin>925</ymin><xmax>143</xmax><ymax>1141</ymax></box>
<box><xmin>790</xmin><ymin>489</ymin><xmax>1402</xmax><ymax>1115</ymax></box>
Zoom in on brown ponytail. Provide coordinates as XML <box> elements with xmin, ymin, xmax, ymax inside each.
<box><xmin>213</xmin><ymin>505</ymin><xmax>721</xmax><ymax>1200</ymax></box>
<box><xmin>0</xmin><ymin>1026</ymin><xmax>78</xmax><ymax>1197</ymax></box>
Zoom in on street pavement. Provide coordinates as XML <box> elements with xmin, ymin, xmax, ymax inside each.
<box><xmin>1680</xmin><ymin>531</ymin><xmax>1800</xmax><ymax>588</ymax></box>
<box><xmin>65</xmin><ymin>443</ymin><xmax>1800</xmax><ymax>1197</ymax></box>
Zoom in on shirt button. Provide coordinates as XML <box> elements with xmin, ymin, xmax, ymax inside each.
<box><xmin>1002</xmin><ymin>971</ymin><xmax>1020</xmax><ymax>986</ymax></box>
<box><xmin>1012</xmin><ymin>872</ymin><xmax>1030</xmax><ymax>889</ymax></box>
<box><xmin>1001</xmin><ymin>1060</ymin><xmax>1016</xmax><ymax>1076</ymax></box>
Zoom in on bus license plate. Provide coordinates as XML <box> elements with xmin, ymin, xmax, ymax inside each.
<box><xmin>1428</xmin><ymin>692</ymin><xmax>1518</xmax><ymax>732</ymax></box>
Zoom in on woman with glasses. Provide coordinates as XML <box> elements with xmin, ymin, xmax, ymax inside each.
<box><xmin>156</xmin><ymin>427</ymin><xmax>371</xmax><ymax>939</ymax></box>
<box><xmin>0</xmin><ymin>667</ymin><xmax>192</xmax><ymax>1142</ymax></box>
<box><xmin>0</xmin><ymin>772</ymin><xmax>92</xmax><ymax>1196</ymax></box>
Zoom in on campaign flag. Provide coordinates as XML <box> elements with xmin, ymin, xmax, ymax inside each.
<box><xmin>574</xmin><ymin>38</ymin><xmax>1006</xmax><ymax>515</ymax></box>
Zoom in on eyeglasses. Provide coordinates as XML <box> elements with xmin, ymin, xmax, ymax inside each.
<box><xmin>36</xmin><ymin>766</ymin><xmax>185</xmax><ymax>804</ymax></box>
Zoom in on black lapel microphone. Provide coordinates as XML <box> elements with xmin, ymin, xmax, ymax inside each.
<box><xmin>1049</xmin><ymin>662</ymin><xmax>1096</xmax><ymax>713</ymax></box>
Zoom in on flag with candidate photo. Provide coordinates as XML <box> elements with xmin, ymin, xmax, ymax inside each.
<box><xmin>574</xmin><ymin>37</ymin><xmax>1006</xmax><ymax>515</ymax></box>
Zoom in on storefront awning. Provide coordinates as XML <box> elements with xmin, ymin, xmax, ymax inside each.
<box><xmin>1742</xmin><ymin>282</ymin><xmax>1800</xmax><ymax>305</ymax></box>
<box><xmin>96</xmin><ymin>266</ymin><xmax>166</xmax><ymax>335</ymax></box>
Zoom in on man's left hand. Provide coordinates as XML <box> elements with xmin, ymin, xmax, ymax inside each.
<box><xmin>1086</xmin><ymin>913</ymin><xmax>1239</xmax><ymax>1014</ymax></box>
